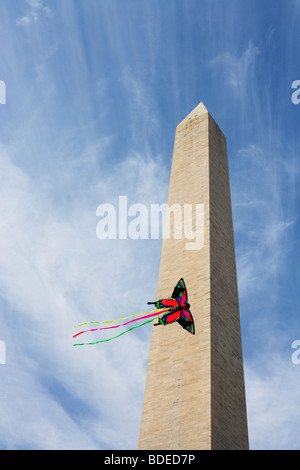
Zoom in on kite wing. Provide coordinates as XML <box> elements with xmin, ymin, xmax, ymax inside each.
<box><xmin>177</xmin><ymin>307</ymin><xmax>195</xmax><ymax>334</ymax></box>
<box><xmin>154</xmin><ymin>297</ymin><xmax>178</xmax><ymax>309</ymax></box>
<box><xmin>149</xmin><ymin>278</ymin><xmax>187</xmax><ymax>309</ymax></box>
<box><xmin>159</xmin><ymin>310</ymin><xmax>181</xmax><ymax>325</ymax></box>
<box><xmin>172</xmin><ymin>278</ymin><xmax>195</xmax><ymax>334</ymax></box>
<box><xmin>158</xmin><ymin>307</ymin><xmax>195</xmax><ymax>334</ymax></box>
<box><xmin>171</xmin><ymin>278</ymin><xmax>188</xmax><ymax>306</ymax></box>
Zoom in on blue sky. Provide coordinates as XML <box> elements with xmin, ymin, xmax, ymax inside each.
<box><xmin>0</xmin><ymin>0</ymin><xmax>299</xmax><ymax>450</ymax></box>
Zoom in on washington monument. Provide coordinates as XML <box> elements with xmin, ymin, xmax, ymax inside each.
<box><xmin>138</xmin><ymin>102</ymin><xmax>249</xmax><ymax>450</ymax></box>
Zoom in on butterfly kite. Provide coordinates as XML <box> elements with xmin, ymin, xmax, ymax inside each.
<box><xmin>73</xmin><ymin>278</ymin><xmax>195</xmax><ymax>346</ymax></box>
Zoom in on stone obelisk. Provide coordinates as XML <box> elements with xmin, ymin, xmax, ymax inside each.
<box><xmin>138</xmin><ymin>102</ymin><xmax>248</xmax><ymax>450</ymax></box>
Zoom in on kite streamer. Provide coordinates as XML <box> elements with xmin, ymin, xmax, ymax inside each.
<box><xmin>73</xmin><ymin>318</ymin><xmax>157</xmax><ymax>346</ymax></box>
<box><xmin>73</xmin><ymin>308</ymin><xmax>166</xmax><ymax>329</ymax></box>
<box><xmin>72</xmin><ymin>307</ymin><xmax>171</xmax><ymax>346</ymax></box>
<box><xmin>73</xmin><ymin>309</ymin><xmax>171</xmax><ymax>339</ymax></box>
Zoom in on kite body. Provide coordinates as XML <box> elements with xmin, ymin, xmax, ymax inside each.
<box><xmin>149</xmin><ymin>278</ymin><xmax>195</xmax><ymax>335</ymax></box>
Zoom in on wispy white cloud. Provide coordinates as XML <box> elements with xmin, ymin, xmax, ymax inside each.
<box><xmin>120</xmin><ymin>67</ymin><xmax>159</xmax><ymax>149</ymax></box>
<box><xmin>16</xmin><ymin>0</ymin><xmax>52</xmax><ymax>27</ymax></box>
<box><xmin>2</xmin><ymin>0</ymin><xmax>300</xmax><ymax>451</ymax></box>
<box><xmin>0</xmin><ymin>134</ymin><xmax>168</xmax><ymax>449</ymax></box>
<box><xmin>245</xmin><ymin>355</ymin><xmax>300</xmax><ymax>450</ymax></box>
<box><xmin>233</xmin><ymin>140</ymin><xmax>296</xmax><ymax>301</ymax></box>
<box><xmin>16</xmin><ymin>15</ymin><xmax>32</xmax><ymax>27</ymax></box>
<box><xmin>209</xmin><ymin>40</ymin><xmax>260</xmax><ymax>89</ymax></box>
<box><xmin>210</xmin><ymin>32</ymin><xmax>300</xmax><ymax>450</ymax></box>
<box><xmin>27</xmin><ymin>0</ymin><xmax>43</xmax><ymax>7</ymax></box>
